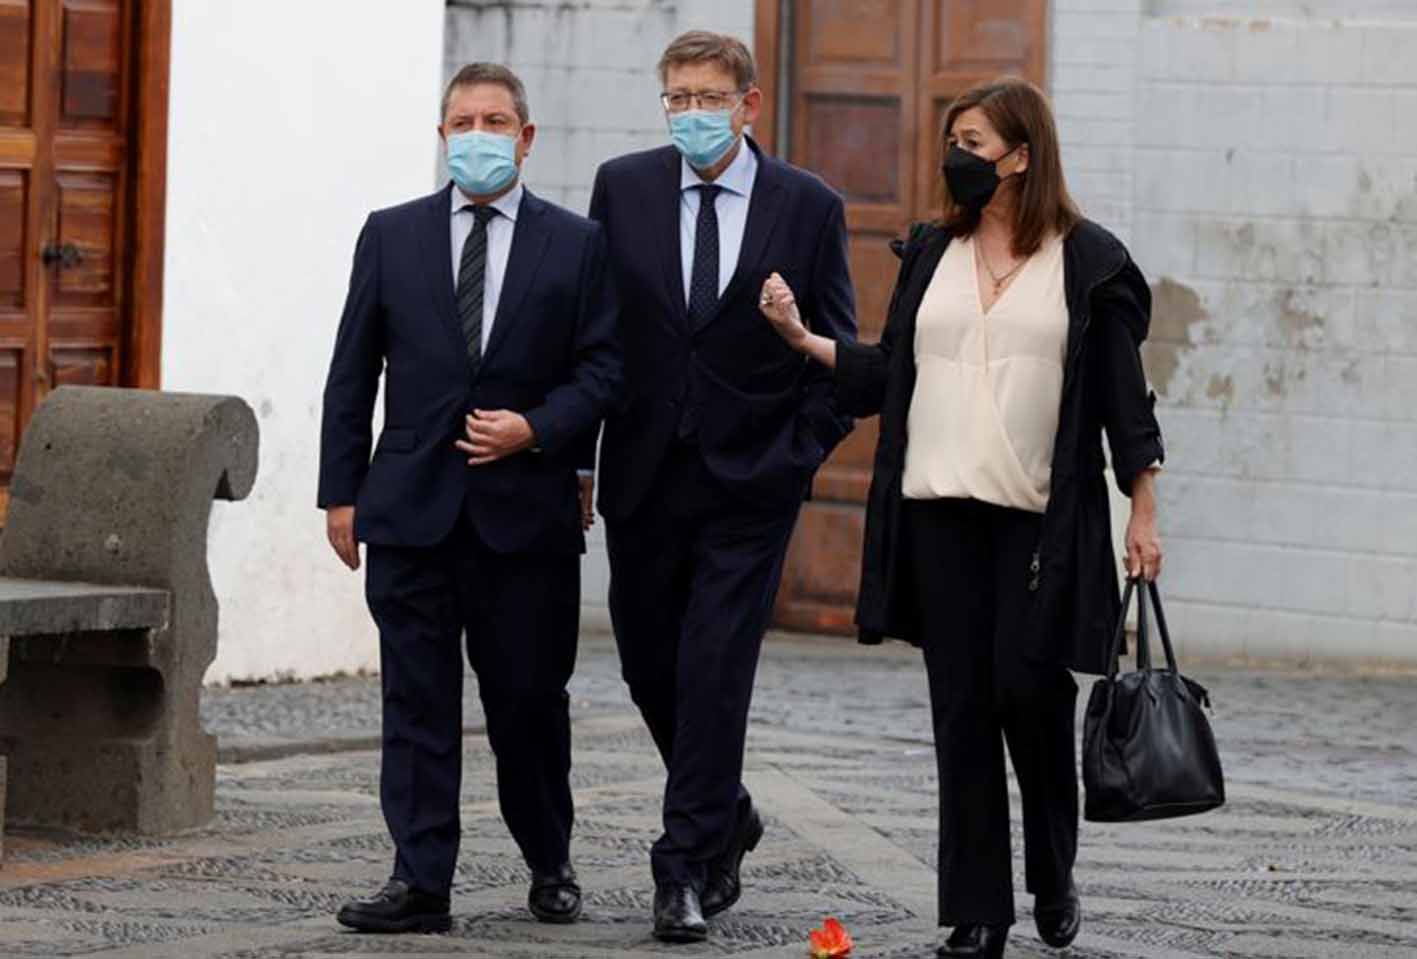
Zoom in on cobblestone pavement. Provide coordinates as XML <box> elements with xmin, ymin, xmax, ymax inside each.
<box><xmin>2</xmin><ymin>633</ymin><xmax>1415</xmax><ymax>958</ymax></box>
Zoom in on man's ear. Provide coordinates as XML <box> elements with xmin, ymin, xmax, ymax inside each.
<box><xmin>740</xmin><ymin>86</ymin><xmax>763</xmax><ymax>127</ymax></box>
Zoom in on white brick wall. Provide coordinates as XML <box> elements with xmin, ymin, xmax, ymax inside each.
<box><xmin>444</xmin><ymin>0</ymin><xmax>756</xmax><ymax>627</ymax></box>
<box><xmin>1053</xmin><ymin>0</ymin><xmax>1145</xmax><ymax>242</ymax></box>
<box><xmin>1126</xmin><ymin>12</ymin><xmax>1417</xmax><ymax>663</ymax></box>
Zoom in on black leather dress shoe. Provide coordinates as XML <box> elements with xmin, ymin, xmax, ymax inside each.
<box><xmin>529</xmin><ymin>863</ymin><xmax>582</xmax><ymax>923</ymax></box>
<box><xmin>653</xmin><ymin>883</ymin><xmax>708</xmax><ymax>943</ymax></box>
<box><xmin>702</xmin><ymin>804</ymin><xmax>765</xmax><ymax>918</ymax></box>
<box><xmin>336</xmin><ymin>878</ymin><xmax>451</xmax><ymax>933</ymax></box>
<box><xmin>1034</xmin><ymin>882</ymin><xmax>1081</xmax><ymax>948</ymax></box>
<box><xmin>937</xmin><ymin>923</ymin><xmax>1009</xmax><ymax>959</ymax></box>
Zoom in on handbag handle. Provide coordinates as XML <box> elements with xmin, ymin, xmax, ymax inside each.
<box><xmin>1104</xmin><ymin>578</ymin><xmax>1136</xmax><ymax>678</ymax></box>
<box><xmin>1105</xmin><ymin>577</ymin><xmax>1180</xmax><ymax>676</ymax></box>
<box><xmin>1136</xmin><ymin>573</ymin><xmax>1152</xmax><ymax>671</ymax></box>
<box><xmin>1146</xmin><ymin>579</ymin><xmax>1180</xmax><ymax>674</ymax></box>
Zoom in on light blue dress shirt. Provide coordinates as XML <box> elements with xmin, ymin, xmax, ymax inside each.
<box><xmin>679</xmin><ymin>140</ymin><xmax>758</xmax><ymax>303</ymax></box>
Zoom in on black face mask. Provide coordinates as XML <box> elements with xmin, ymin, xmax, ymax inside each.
<box><xmin>942</xmin><ymin>143</ymin><xmax>1020</xmax><ymax>213</ymax></box>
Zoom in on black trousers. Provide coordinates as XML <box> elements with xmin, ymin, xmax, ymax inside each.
<box><xmin>606</xmin><ymin>444</ymin><xmax>799</xmax><ymax>888</ymax></box>
<box><xmin>365</xmin><ymin>516</ymin><xmax>579</xmax><ymax>898</ymax></box>
<box><xmin>905</xmin><ymin>497</ymin><xmax>1078</xmax><ymax>926</ymax></box>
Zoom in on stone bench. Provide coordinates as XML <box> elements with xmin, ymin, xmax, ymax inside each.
<box><xmin>0</xmin><ymin>387</ymin><xmax>258</xmax><ymax>853</ymax></box>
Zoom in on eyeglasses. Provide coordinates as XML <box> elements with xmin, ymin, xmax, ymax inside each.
<box><xmin>660</xmin><ymin>90</ymin><xmax>744</xmax><ymax>114</ymax></box>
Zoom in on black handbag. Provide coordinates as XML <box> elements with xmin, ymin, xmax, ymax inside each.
<box><xmin>1083</xmin><ymin>578</ymin><xmax>1225</xmax><ymax>823</ymax></box>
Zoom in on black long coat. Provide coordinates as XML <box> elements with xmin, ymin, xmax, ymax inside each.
<box><xmin>835</xmin><ymin>219</ymin><xmax>1164</xmax><ymax>675</ymax></box>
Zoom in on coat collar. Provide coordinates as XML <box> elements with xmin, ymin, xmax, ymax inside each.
<box><xmin>484</xmin><ymin>187</ymin><xmax>551</xmax><ymax>368</ymax></box>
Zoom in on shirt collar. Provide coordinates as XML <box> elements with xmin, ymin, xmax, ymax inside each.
<box><xmin>680</xmin><ymin>138</ymin><xmax>756</xmax><ymax>198</ymax></box>
<box><xmin>452</xmin><ymin>180</ymin><xmax>524</xmax><ymax>222</ymax></box>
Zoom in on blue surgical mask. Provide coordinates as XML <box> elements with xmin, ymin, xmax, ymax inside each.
<box><xmin>669</xmin><ymin>110</ymin><xmax>739</xmax><ymax>170</ymax></box>
<box><xmin>447</xmin><ymin>131</ymin><xmax>520</xmax><ymax>196</ymax></box>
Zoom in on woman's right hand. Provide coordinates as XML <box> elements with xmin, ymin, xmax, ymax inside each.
<box><xmin>759</xmin><ymin>273</ymin><xmax>808</xmax><ymax>350</ymax></box>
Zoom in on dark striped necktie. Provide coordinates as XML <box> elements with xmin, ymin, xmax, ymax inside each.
<box><xmin>457</xmin><ymin>204</ymin><xmax>499</xmax><ymax>371</ymax></box>
<box><xmin>687</xmin><ymin>184</ymin><xmax>722</xmax><ymax>325</ymax></box>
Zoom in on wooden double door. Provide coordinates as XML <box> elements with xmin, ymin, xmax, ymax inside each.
<box><xmin>0</xmin><ymin>0</ymin><xmax>167</xmax><ymax>516</ymax></box>
<box><xmin>756</xmin><ymin>0</ymin><xmax>1048</xmax><ymax>632</ymax></box>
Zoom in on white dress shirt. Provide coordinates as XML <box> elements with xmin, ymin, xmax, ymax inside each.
<box><xmin>451</xmin><ymin>181</ymin><xmax>523</xmax><ymax>352</ymax></box>
<box><xmin>679</xmin><ymin>140</ymin><xmax>758</xmax><ymax>303</ymax></box>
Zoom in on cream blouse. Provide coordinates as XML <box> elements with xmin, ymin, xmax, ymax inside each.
<box><xmin>902</xmin><ymin>232</ymin><xmax>1068</xmax><ymax>513</ymax></box>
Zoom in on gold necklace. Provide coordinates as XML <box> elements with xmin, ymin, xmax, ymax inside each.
<box><xmin>979</xmin><ymin>242</ymin><xmax>1025</xmax><ymax>295</ymax></box>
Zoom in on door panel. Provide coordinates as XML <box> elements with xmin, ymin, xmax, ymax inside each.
<box><xmin>0</xmin><ymin>1</ymin><xmax>30</xmax><ymax>127</ymax></box>
<box><xmin>0</xmin><ymin>348</ymin><xmax>19</xmax><ymax>485</ymax></box>
<box><xmin>770</xmin><ymin>0</ymin><xmax>1047</xmax><ymax>634</ymax></box>
<box><xmin>0</xmin><ymin>0</ymin><xmax>153</xmax><ymax>518</ymax></box>
<box><xmin>59</xmin><ymin>0</ymin><xmax>124</xmax><ymax>126</ymax></box>
<box><xmin>0</xmin><ymin>169</ymin><xmax>26</xmax><ymax>307</ymax></box>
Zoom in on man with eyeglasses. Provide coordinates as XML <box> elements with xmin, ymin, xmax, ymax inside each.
<box><xmin>581</xmin><ymin>31</ymin><xmax>857</xmax><ymax>943</ymax></box>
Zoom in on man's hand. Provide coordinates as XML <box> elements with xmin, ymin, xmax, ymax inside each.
<box><xmin>326</xmin><ymin>506</ymin><xmax>360</xmax><ymax>571</ymax></box>
<box><xmin>456</xmin><ymin>410</ymin><xmax>536</xmax><ymax>465</ymax></box>
<box><xmin>578</xmin><ymin>474</ymin><xmax>595</xmax><ymax>531</ymax></box>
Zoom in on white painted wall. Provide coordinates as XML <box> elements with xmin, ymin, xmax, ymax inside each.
<box><xmin>163</xmin><ymin>0</ymin><xmax>446</xmax><ymax>683</ymax></box>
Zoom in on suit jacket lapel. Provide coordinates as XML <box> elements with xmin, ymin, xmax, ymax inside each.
<box><xmin>418</xmin><ymin>183</ymin><xmax>470</xmax><ymax>361</ymax></box>
<box><xmin>482</xmin><ymin>188</ymin><xmax>551</xmax><ymax>369</ymax></box>
<box><xmin>699</xmin><ymin>140</ymin><xmax>786</xmax><ymax>332</ymax></box>
<box><xmin>657</xmin><ymin>148</ymin><xmax>688</xmax><ymax>330</ymax></box>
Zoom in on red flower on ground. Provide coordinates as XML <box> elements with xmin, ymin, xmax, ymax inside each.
<box><xmin>808</xmin><ymin>916</ymin><xmax>854</xmax><ymax>958</ymax></box>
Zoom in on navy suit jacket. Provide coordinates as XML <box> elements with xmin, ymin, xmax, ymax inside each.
<box><xmin>318</xmin><ymin>183</ymin><xmax>622</xmax><ymax>555</ymax></box>
<box><xmin>585</xmin><ymin>139</ymin><xmax>856</xmax><ymax>520</ymax></box>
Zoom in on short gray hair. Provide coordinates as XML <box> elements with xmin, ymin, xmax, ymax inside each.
<box><xmin>658</xmin><ymin>31</ymin><xmax>757</xmax><ymax>90</ymax></box>
<box><xmin>442</xmin><ymin>63</ymin><xmax>530</xmax><ymax>124</ymax></box>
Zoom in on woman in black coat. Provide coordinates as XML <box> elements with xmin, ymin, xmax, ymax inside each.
<box><xmin>758</xmin><ymin>78</ymin><xmax>1164</xmax><ymax>959</ymax></box>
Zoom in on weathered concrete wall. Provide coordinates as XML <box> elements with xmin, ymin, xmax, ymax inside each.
<box><xmin>1127</xmin><ymin>12</ymin><xmax>1417</xmax><ymax>662</ymax></box>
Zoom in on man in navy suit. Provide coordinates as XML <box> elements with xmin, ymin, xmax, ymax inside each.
<box><xmin>318</xmin><ymin>63</ymin><xmax>621</xmax><ymax>934</ymax></box>
<box><xmin>583</xmin><ymin>32</ymin><xmax>856</xmax><ymax>942</ymax></box>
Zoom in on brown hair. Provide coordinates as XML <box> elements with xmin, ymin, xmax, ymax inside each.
<box><xmin>658</xmin><ymin>31</ymin><xmax>757</xmax><ymax>90</ymax></box>
<box><xmin>442</xmin><ymin>63</ymin><xmax>530</xmax><ymax>125</ymax></box>
<box><xmin>940</xmin><ymin>77</ymin><xmax>1080</xmax><ymax>257</ymax></box>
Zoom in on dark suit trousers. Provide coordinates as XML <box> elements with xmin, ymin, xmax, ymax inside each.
<box><xmin>606</xmin><ymin>443</ymin><xmax>799</xmax><ymax>888</ymax></box>
<box><xmin>904</xmin><ymin>497</ymin><xmax>1078</xmax><ymax>927</ymax></box>
<box><xmin>365</xmin><ymin>516</ymin><xmax>579</xmax><ymax>898</ymax></box>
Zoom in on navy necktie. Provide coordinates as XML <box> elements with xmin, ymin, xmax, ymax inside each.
<box><xmin>457</xmin><ymin>204</ymin><xmax>498</xmax><ymax>371</ymax></box>
<box><xmin>687</xmin><ymin>184</ymin><xmax>722</xmax><ymax>325</ymax></box>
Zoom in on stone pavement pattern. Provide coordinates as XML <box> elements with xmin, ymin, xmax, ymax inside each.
<box><xmin>1</xmin><ymin>634</ymin><xmax>1415</xmax><ymax>958</ymax></box>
